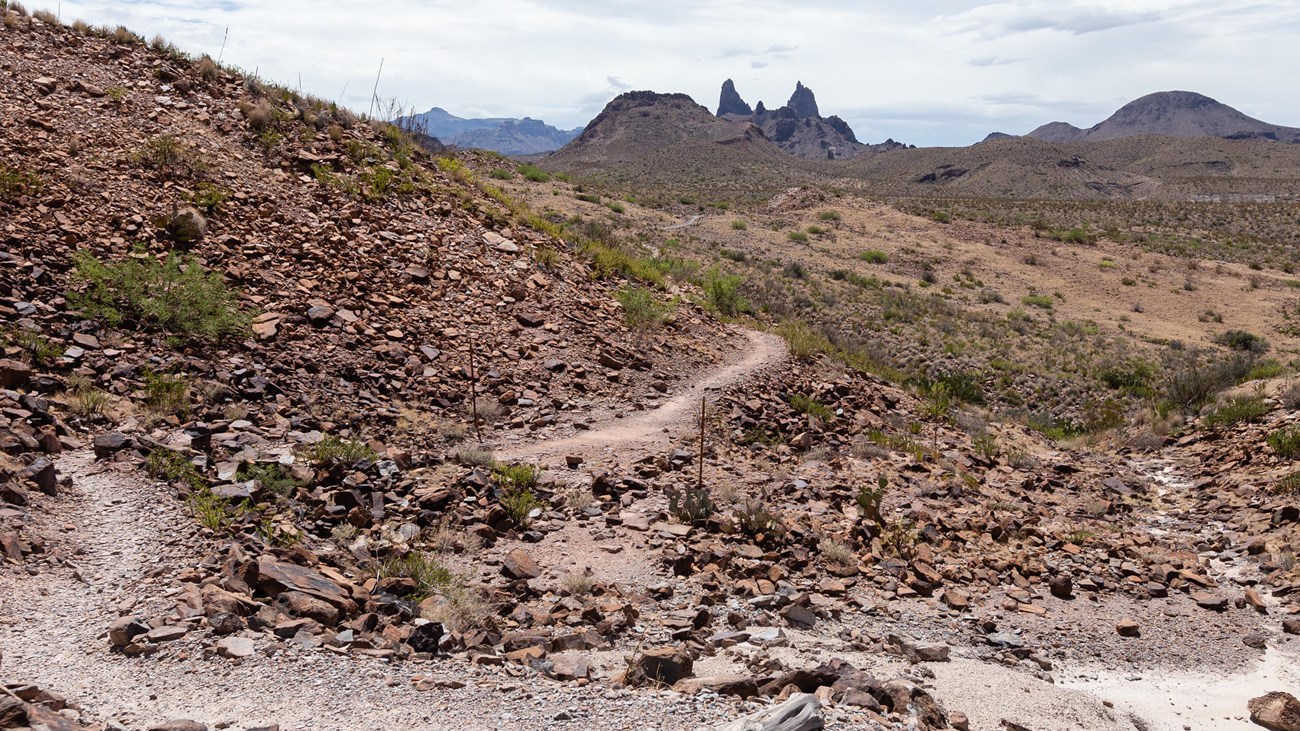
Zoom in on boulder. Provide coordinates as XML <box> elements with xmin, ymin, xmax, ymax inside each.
<box><xmin>1249</xmin><ymin>692</ymin><xmax>1300</xmax><ymax>731</ymax></box>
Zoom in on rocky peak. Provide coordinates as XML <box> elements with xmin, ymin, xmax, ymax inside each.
<box><xmin>717</xmin><ymin>78</ymin><xmax>752</xmax><ymax>117</ymax></box>
<box><xmin>786</xmin><ymin>81</ymin><xmax>819</xmax><ymax>119</ymax></box>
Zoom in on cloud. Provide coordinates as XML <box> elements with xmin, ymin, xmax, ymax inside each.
<box><xmin>945</xmin><ymin>2</ymin><xmax>1169</xmax><ymax>40</ymax></box>
<box><xmin>969</xmin><ymin>55</ymin><xmax>1019</xmax><ymax>67</ymax></box>
<box><xmin>751</xmin><ymin>61</ymin><xmax>768</xmax><ymax>69</ymax></box>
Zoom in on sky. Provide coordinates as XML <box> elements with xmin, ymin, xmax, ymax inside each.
<box><xmin>49</xmin><ymin>0</ymin><xmax>1300</xmax><ymax>147</ymax></box>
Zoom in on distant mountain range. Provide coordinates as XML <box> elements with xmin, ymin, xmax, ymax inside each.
<box><xmin>398</xmin><ymin>107</ymin><xmax>582</xmax><ymax>156</ymax></box>
<box><xmin>995</xmin><ymin>91</ymin><xmax>1300</xmax><ymax>144</ymax></box>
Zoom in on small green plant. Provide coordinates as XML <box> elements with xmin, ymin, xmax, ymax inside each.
<box><xmin>188</xmin><ymin>182</ymin><xmax>231</xmax><ymax>212</ymax></box>
<box><xmin>378</xmin><ymin>551</ymin><xmax>454</xmax><ymax>601</ymax></box>
<box><xmin>734</xmin><ymin>497</ymin><xmax>781</xmax><ymax>537</ymax></box>
<box><xmin>817</xmin><ymin>210</ymin><xmax>842</xmax><ymax>222</ymax></box>
<box><xmin>787</xmin><ymin>231</ymin><xmax>809</xmax><ymax>244</ymax></box>
<box><xmin>517</xmin><ymin>164</ymin><xmax>550</xmax><ymax>182</ymax></box>
<box><xmin>237</xmin><ymin>463</ymin><xmax>302</xmax><ymax>499</ymax></box>
<box><xmin>495</xmin><ymin>463</ymin><xmax>541</xmax><ymax>526</ymax></box>
<box><xmin>607</xmin><ymin>202</ymin><xmax>626</xmax><ymax>214</ymax></box>
<box><xmin>730</xmin><ymin>219</ymin><xmax>747</xmax><ymax>230</ymax></box>
<box><xmin>973</xmin><ymin>432</ymin><xmax>998</xmax><ymax>460</ymax></box>
<box><xmin>308</xmin><ymin>434</ymin><xmax>378</xmax><ymax>464</ymax></box>
<box><xmin>132</xmin><ymin>134</ymin><xmax>207</xmax><ymax>178</ymax></box>
<box><xmin>1275</xmin><ymin>473</ymin><xmax>1300</xmax><ymax>495</ymax></box>
<box><xmin>616</xmin><ymin>285</ymin><xmax>673</xmax><ymax>330</ymax></box>
<box><xmin>930</xmin><ymin>210</ymin><xmax>952</xmax><ymax>224</ymax></box>
<box><xmin>66</xmin><ymin>374</ymin><xmax>109</xmax><ymax>417</ymax></box>
<box><xmin>789</xmin><ymin>393</ymin><xmax>835</xmax><ymax>421</ymax></box>
<box><xmin>856</xmin><ymin>476</ymin><xmax>888</xmax><ymax>533</ymax></box>
<box><xmin>14</xmin><ymin>330</ymin><xmax>61</xmax><ymax>367</ymax></box>
<box><xmin>141</xmin><ymin>369</ymin><xmax>190</xmax><ymax>416</ymax></box>
<box><xmin>806</xmin><ymin>225</ymin><xmax>827</xmax><ymax>236</ymax></box>
<box><xmin>666</xmin><ymin>484</ymin><xmax>715</xmax><ymax>525</ymax></box>
<box><xmin>1203</xmin><ymin>395</ymin><xmax>1268</xmax><ymax>428</ymax></box>
<box><xmin>1066</xmin><ymin>528</ymin><xmax>1096</xmax><ymax>545</ymax></box>
<box><xmin>882</xmin><ymin>517</ymin><xmax>918</xmax><ymax>558</ymax></box>
<box><xmin>147</xmin><ymin>448</ymin><xmax>205</xmax><ymax>492</ymax></box>
<box><xmin>0</xmin><ymin>164</ymin><xmax>42</xmax><ymax>202</ymax></box>
<box><xmin>1267</xmin><ymin>426</ymin><xmax>1300</xmax><ymax>459</ymax></box>
<box><xmin>67</xmin><ymin>252</ymin><xmax>251</xmax><ymax>343</ymax></box>
<box><xmin>858</xmin><ymin>249</ymin><xmax>889</xmax><ymax>264</ymax></box>
<box><xmin>701</xmin><ymin>267</ymin><xmax>748</xmax><ymax>317</ymax></box>
<box><xmin>488</xmin><ymin>168</ymin><xmax>513</xmax><ymax>180</ymax></box>
<box><xmin>1021</xmin><ymin>294</ymin><xmax>1054</xmax><ymax>309</ymax></box>
<box><xmin>575</xmin><ymin>192</ymin><xmax>601</xmax><ymax>204</ymax></box>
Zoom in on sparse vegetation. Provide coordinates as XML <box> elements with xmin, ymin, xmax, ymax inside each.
<box><xmin>616</xmin><ymin>285</ymin><xmax>673</xmax><ymax>330</ymax></box>
<box><xmin>1267</xmin><ymin>426</ymin><xmax>1300</xmax><ymax>459</ymax></box>
<box><xmin>132</xmin><ymin>135</ymin><xmax>208</xmax><ymax>178</ymax></box>
<box><xmin>701</xmin><ymin>267</ymin><xmax>748</xmax><ymax>316</ymax></box>
<box><xmin>68</xmin><ymin>252</ymin><xmax>251</xmax><ymax>343</ymax></box>
<box><xmin>858</xmin><ymin>249</ymin><xmax>889</xmax><ymax>264</ymax></box>
<box><xmin>0</xmin><ymin>165</ymin><xmax>42</xmax><ymax>202</ymax></box>
<box><xmin>1203</xmin><ymin>395</ymin><xmax>1268</xmax><ymax>428</ymax></box>
<box><xmin>307</xmin><ymin>435</ymin><xmax>378</xmax><ymax>464</ymax></box>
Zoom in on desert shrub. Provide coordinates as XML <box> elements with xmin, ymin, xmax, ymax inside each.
<box><xmin>817</xmin><ymin>210</ymin><xmax>842</xmax><ymax>222</ymax></box>
<box><xmin>787</xmin><ymin>231</ymin><xmax>809</xmax><ymax>244</ymax></box>
<box><xmin>1267</xmin><ymin>426</ymin><xmax>1300</xmax><ymax>459</ymax></box>
<box><xmin>13</xmin><ymin>329</ymin><xmax>61</xmax><ymax>367</ymax></box>
<box><xmin>1247</xmin><ymin>360</ymin><xmax>1284</xmax><ymax>382</ymax></box>
<box><xmin>807</xmin><ymin>225</ymin><xmax>827</xmax><ymax>236</ymax></box>
<box><xmin>775</xmin><ymin>320</ymin><xmax>833</xmax><ymax>360</ymax></box>
<box><xmin>132</xmin><ymin>135</ymin><xmax>207</xmax><ymax>178</ymax></box>
<box><xmin>68</xmin><ymin>252</ymin><xmax>250</xmax><ymax>343</ymax></box>
<box><xmin>379</xmin><ymin>551</ymin><xmax>453</xmax><ymax>601</ymax></box>
<box><xmin>859</xmin><ymin>249</ymin><xmax>888</xmax><ymax>264</ymax></box>
<box><xmin>66</xmin><ymin>375</ymin><xmax>109</xmax><ymax>417</ymax></box>
<box><xmin>1162</xmin><ymin>349</ymin><xmax>1256</xmax><ymax>409</ymax></box>
<box><xmin>494</xmin><ymin>463</ymin><xmax>541</xmax><ymax>526</ymax></box>
<box><xmin>1203</xmin><ymin>395</ymin><xmax>1269</xmax><ymax>428</ymax></box>
<box><xmin>616</xmin><ymin>285</ymin><xmax>673</xmax><ymax>330</ymax></box>
<box><xmin>701</xmin><ymin>267</ymin><xmax>748</xmax><ymax>317</ymax></box>
<box><xmin>307</xmin><ymin>435</ymin><xmax>377</xmax><ymax>464</ymax></box>
<box><xmin>930</xmin><ymin>210</ymin><xmax>952</xmax><ymax>224</ymax></box>
<box><xmin>517</xmin><ymin>164</ymin><xmax>549</xmax><ymax>182</ymax></box>
<box><xmin>195</xmin><ymin>55</ymin><xmax>220</xmax><ymax>82</ymax></box>
<box><xmin>783</xmin><ymin>261</ymin><xmax>806</xmax><ymax>279</ymax></box>
<box><xmin>141</xmin><ymin>369</ymin><xmax>190</xmax><ymax>416</ymax></box>
<box><xmin>1276</xmin><ymin>473</ymin><xmax>1300</xmax><ymax>496</ymax></box>
<box><xmin>731</xmin><ymin>219</ymin><xmax>747</xmax><ymax>230</ymax></box>
<box><xmin>1100</xmin><ymin>359</ymin><xmax>1157</xmax><ymax>396</ymax></box>
<box><xmin>789</xmin><ymin>393</ymin><xmax>834</xmax><ymax>421</ymax></box>
<box><xmin>1214</xmin><ymin>330</ymin><xmax>1268</xmax><ymax>354</ymax></box>
<box><xmin>188</xmin><ymin>182</ymin><xmax>231</xmax><ymax>212</ymax></box>
<box><xmin>237</xmin><ymin>463</ymin><xmax>302</xmax><ymax>498</ymax></box>
<box><xmin>1021</xmin><ymin>293</ymin><xmax>1054</xmax><ymax>309</ymax></box>
<box><xmin>0</xmin><ymin>165</ymin><xmax>42</xmax><ymax>202</ymax></box>
<box><xmin>488</xmin><ymin>168</ymin><xmax>512</xmax><ymax>180</ymax></box>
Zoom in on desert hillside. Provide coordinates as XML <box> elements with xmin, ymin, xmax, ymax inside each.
<box><xmin>1</xmin><ymin>6</ymin><xmax>1299</xmax><ymax>731</ymax></box>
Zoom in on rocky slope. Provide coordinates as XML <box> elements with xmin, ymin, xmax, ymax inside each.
<box><xmin>399</xmin><ymin>106</ymin><xmax>582</xmax><ymax>155</ymax></box>
<box><xmin>1027</xmin><ymin>91</ymin><xmax>1300</xmax><ymax>144</ymax></box>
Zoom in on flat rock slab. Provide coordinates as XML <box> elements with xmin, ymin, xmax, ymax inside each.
<box><xmin>255</xmin><ymin>557</ymin><xmax>357</xmax><ymax>613</ymax></box>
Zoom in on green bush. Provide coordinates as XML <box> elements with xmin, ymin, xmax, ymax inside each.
<box><xmin>616</xmin><ymin>285</ymin><xmax>673</xmax><ymax>330</ymax></box>
<box><xmin>307</xmin><ymin>435</ymin><xmax>377</xmax><ymax>464</ymax></box>
<box><xmin>1267</xmin><ymin>426</ymin><xmax>1300</xmax><ymax>459</ymax></box>
<box><xmin>141</xmin><ymin>369</ymin><xmax>190</xmax><ymax>416</ymax></box>
<box><xmin>1214</xmin><ymin>330</ymin><xmax>1269</xmax><ymax>354</ymax></box>
<box><xmin>730</xmin><ymin>219</ymin><xmax>747</xmax><ymax>230</ymax></box>
<box><xmin>0</xmin><ymin>165</ymin><xmax>42</xmax><ymax>202</ymax></box>
<box><xmin>188</xmin><ymin>182</ymin><xmax>231</xmax><ymax>212</ymax></box>
<box><xmin>775</xmin><ymin>320</ymin><xmax>833</xmax><ymax>360</ymax></box>
<box><xmin>859</xmin><ymin>249</ymin><xmax>889</xmax><ymax>264</ymax></box>
<box><xmin>1163</xmin><ymin>349</ymin><xmax>1256</xmax><ymax>410</ymax></box>
<box><xmin>237</xmin><ymin>463</ymin><xmax>302</xmax><ymax>498</ymax></box>
<box><xmin>702</xmin><ymin>267</ymin><xmax>748</xmax><ymax>317</ymax></box>
<box><xmin>789</xmin><ymin>393</ymin><xmax>834</xmax><ymax>421</ymax></box>
<box><xmin>494</xmin><ymin>463</ymin><xmax>541</xmax><ymax>526</ymax></box>
<box><xmin>517</xmin><ymin>164</ymin><xmax>550</xmax><ymax>182</ymax></box>
<box><xmin>379</xmin><ymin>552</ymin><xmax>454</xmax><ymax>600</ymax></box>
<box><xmin>488</xmin><ymin>168</ymin><xmax>513</xmax><ymax>180</ymax></box>
<box><xmin>68</xmin><ymin>252</ymin><xmax>251</xmax><ymax>343</ymax></box>
<box><xmin>787</xmin><ymin>231</ymin><xmax>809</xmax><ymax>244</ymax></box>
<box><xmin>132</xmin><ymin>135</ymin><xmax>208</xmax><ymax>178</ymax></box>
<box><xmin>817</xmin><ymin>210</ymin><xmax>842</xmax><ymax>222</ymax></box>
<box><xmin>1021</xmin><ymin>294</ymin><xmax>1054</xmax><ymax>309</ymax></box>
<box><xmin>1203</xmin><ymin>395</ymin><xmax>1269</xmax><ymax>428</ymax></box>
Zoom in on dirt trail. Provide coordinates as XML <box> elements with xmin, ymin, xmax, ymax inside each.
<box><xmin>0</xmin><ymin>331</ymin><xmax>790</xmax><ymax>731</ymax></box>
<box><xmin>497</xmin><ymin>328</ymin><xmax>786</xmax><ymax>464</ymax></box>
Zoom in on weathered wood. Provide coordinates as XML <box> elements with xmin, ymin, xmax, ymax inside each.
<box><xmin>714</xmin><ymin>693</ymin><xmax>823</xmax><ymax>731</ymax></box>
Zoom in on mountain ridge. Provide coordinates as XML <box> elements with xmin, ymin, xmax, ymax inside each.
<box><xmin>400</xmin><ymin>106</ymin><xmax>583</xmax><ymax>155</ymax></box>
<box><xmin>1027</xmin><ymin>91</ymin><xmax>1300</xmax><ymax>144</ymax></box>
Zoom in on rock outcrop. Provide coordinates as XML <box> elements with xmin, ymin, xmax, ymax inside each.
<box><xmin>717</xmin><ymin>78</ymin><xmax>753</xmax><ymax>117</ymax></box>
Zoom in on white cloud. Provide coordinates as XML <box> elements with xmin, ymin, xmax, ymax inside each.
<box><xmin>49</xmin><ymin>0</ymin><xmax>1300</xmax><ymax>146</ymax></box>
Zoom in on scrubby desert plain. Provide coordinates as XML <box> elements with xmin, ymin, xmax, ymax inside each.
<box><xmin>2</xmin><ymin>6</ymin><xmax>1300</xmax><ymax>731</ymax></box>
